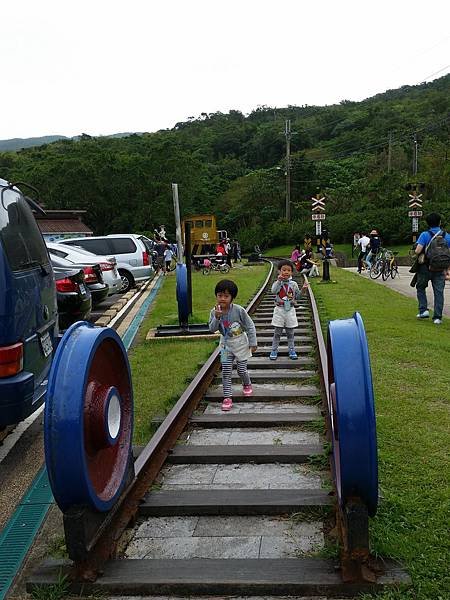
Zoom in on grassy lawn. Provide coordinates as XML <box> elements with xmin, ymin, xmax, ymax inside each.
<box><xmin>265</xmin><ymin>244</ymin><xmax>413</xmax><ymax>260</ymax></box>
<box><xmin>310</xmin><ymin>267</ymin><xmax>449</xmax><ymax>599</ymax></box>
<box><xmin>129</xmin><ymin>262</ymin><xmax>270</xmax><ymax>444</ymax></box>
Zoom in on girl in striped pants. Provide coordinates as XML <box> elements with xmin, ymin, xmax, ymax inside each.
<box><xmin>209</xmin><ymin>279</ymin><xmax>257</xmax><ymax>411</ymax></box>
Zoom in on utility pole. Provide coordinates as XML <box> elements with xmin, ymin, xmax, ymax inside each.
<box><xmin>285</xmin><ymin>119</ymin><xmax>291</xmax><ymax>222</ymax></box>
<box><xmin>412</xmin><ymin>133</ymin><xmax>418</xmax><ymax>176</ymax></box>
<box><xmin>387</xmin><ymin>131</ymin><xmax>392</xmax><ymax>173</ymax></box>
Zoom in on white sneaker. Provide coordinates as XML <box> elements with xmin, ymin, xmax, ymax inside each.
<box><xmin>433</xmin><ymin>318</ymin><xmax>442</xmax><ymax>325</ymax></box>
<box><xmin>416</xmin><ymin>310</ymin><xmax>430</xmax><ymax>319</ymax></box>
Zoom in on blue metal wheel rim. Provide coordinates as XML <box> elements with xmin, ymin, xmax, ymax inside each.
<box><xmin>44</xmin><ymin>321</ymin><xmax>134</xmax><ymax>512</ymax></box>
<box><xmin>327</xmin><ymin>312</ymin><xmax>378</xmax><ymax>516</ymax></box>
<box><xmin>176</xmin><ymin>263</ymin><xmax>189</xmax><ymax>324</ymax></box>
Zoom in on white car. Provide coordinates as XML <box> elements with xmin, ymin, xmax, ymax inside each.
<box><xmin>61</xmin><ymin>234</ymin><xmax>154</xmax><ymax>292</ymax></box>
<box><xmin>46</xmin><ymin>242</ymin><xmax>122</xmax><ymax>296</ymax></box>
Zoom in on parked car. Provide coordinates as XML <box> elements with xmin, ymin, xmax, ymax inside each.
<box><xmin>60</xmin><ymin>234</ymin><xmax>153</xmax><ymax>292</ymax></box>
<box><xmin>48</xmin><ymin>252</ymin><xmax>109</xmax><ymax>306</ymax></box>
<box><xmin>0</xmin><ymin>178</ymin><xmax>58</xmax><ymax>426</ymax></box>
<box><xmin>53</xmin><ymin>266</ymin><xmax>92</xmax><ymax>330</ymax></box>
<box><xmin>46</xmin><ymin>241</ymin><xmax>122</xmax><ymax>296</ymax></box>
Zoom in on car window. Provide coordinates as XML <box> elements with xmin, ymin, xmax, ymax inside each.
<box><xmin>69</xmin><ymin>238</ymin><xmax>110</xmax><ymax>254</ymax></box>
<box><xmin>109</xmin><ymin>238</ymin><xmax>136</xmax><ymax>254</ymax></box>
<box><xmin>0</xmin><ymin>188</ymin><xmax>49</xmax><ymax>271</ymax></box>
<box><xmin>138</xmin><ymin>237</ymin><xmax>153</xmax><ymax>253</ymax></box>
<box><xmin>48</xmin><ymin>247</ymin><xmax>68</xmax><ymax>259</ymax></box>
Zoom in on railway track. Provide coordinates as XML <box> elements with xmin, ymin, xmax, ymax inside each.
<box><xmin>28</xmin><ymin>261</ymin><xmax>409</xmax><ymax>597</ymax></box>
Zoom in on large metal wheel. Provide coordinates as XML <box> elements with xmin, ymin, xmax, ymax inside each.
<box><xmin>176</xmin><ymin>263</ymin><xmax>189</xmax><ymax>324</ymax></box>
<box><xmin>44</xmin><ymin>322</ymin><xmax>134</xmax><ymax>512</ymax></box>
<box><xmin>326</xmin><ymin>312</ymin><xmax>378</xmax><ymax>517</ymax></box>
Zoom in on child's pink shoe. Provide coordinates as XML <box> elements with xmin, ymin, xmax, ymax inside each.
<box><xmin>221</xmin><ymin>397</ymin><xmax>233</xmax><ymax>411</ymax></box>
<box><xmin>243</xmin><ymin>384</ymin><xmax>253</xmax><ymax>396</ymax></box>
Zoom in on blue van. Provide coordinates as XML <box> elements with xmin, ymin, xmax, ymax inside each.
<box><xmin>0</xmin><ymin>179</ymin><xmax>58</xmax><ymax>426</ymax></box>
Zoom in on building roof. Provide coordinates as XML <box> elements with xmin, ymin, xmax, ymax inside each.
<box><xmin>37</xmin><ymin>219</ymin><xmax>93</xmax><ymax>234</ymax></box>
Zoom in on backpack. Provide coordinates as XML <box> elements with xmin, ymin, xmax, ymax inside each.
<box><xmin>425</xmin><ymin>229</ymin><xmax>450</xmax><ymax>271</ymax></box>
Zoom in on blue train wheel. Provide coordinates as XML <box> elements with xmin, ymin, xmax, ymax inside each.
<box><xmin>176</xmin><ymin>263</ymin><xmax>189</xmax><ymax>324</ymax></box>
<box><xmin>44</xmin><ymin>322</ymin><xmax>134</xmax><ymax>512</ymax></box>
<box><xmin>327</xmin><ymin>312</ymin><xmax>378</xmax><ymax>517</ymax></box>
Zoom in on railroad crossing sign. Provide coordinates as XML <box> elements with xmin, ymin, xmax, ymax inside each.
<box><xmin>412</xmin><ymin>218</ymin><xmax>419</xmax><ymax>233</ymax></box>
<box><xmin>311</xmin><ymin>195</ymin><xmax>326</xmax><ymax>212</ymax></box>
<box><xmin>408</xmin><ymin>193</ymin><xmax>423</xmax><ymax>208</ymax></box>
<box><xmin>312</xmin><ymin>213</ymin><xmax>326</xmax><ymax>220</ymax></box>
<box><xmin>408</xmin><ymin>210</ymin><xmax>423</xmax><ymax>217</ymax></box>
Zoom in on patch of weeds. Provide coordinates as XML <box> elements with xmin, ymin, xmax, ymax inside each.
<box><xmin>308</xmin><ymin>451</ymin><xmax>330</xmax><ymax>471</ymax></box>
<box><xmin>30</xmin><ymin>573</ymin><xmax>69</xmax><ymax>600</ymax></box>
<box><xmin>47</xmin><ymin>536</ymin><xmax>68</xmax><ymax>559</ymax></box>
<box><xmin>273</xmin><ymin>436</ymin><xmax>282</xmax><ymax>446</ymax></box>
<box><xmin>302</xmin><ymin>419</ymin><xmax>326</xmax><ymax>435</ymax></box>
<box><xmin>289</xmin><ymin>506</ymin><xmax>332</xmax><ymax>523</ymax></box>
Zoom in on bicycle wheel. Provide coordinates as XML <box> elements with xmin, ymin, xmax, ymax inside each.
<box><xmin>369</xmin><ymin>261</ymin><xmax>382</xmax><ymax>279</ymax></box>
<box><xmin>391</xmin><ymin>264</ymin><xmax>399</xmax><ymax>279</ymax></box>
<box><xmin>381</xmin><ymin>262</ymin><xmax>390</xmax><ymax>281</ymax></box>
<box><xmin>202</xmin><ymin>267</ymin><xmax>211</xmax><ymax>275</ymax></box>
<box><xmin>221</xmin><ymin>264</ymin><xmax>230</xmax><ymax>274</ymax></box>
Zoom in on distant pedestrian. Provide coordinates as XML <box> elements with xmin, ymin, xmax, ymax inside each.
<box><xmin>290</xmin><ymin>245</ymin><xmax>301</xmax><ymax>262</ymax></box>
<box><xmin>365</xmin><ymin>230</ymin><xmax>381</xmax><ymax>269</ymax></box>
<box><xmin>164</xmin><ymin>245</ymin><xmax>173</xmax><ymax>273</ymax></box>
<box><xmin>155</xmin><ymin>241</ymin><xmax>165</xmax><ymax>273</ymax></box>
<box><xmin>357</xmin><ymin>233</ymin><xmax>370</xmax><ymax>273</ymax></box>
<box><xmin>352</xmin><ymin>232</ymin><xmax>361</xmax><ymax>257</ymax></box>
<box><xmin>414</xmin><ymin>212</ymin><xmax>450</xmax><ymax>324</ymax></box>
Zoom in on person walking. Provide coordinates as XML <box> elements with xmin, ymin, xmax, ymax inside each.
<box><xmin>357</xmin><ymin>232</ymin><xmax>370</xmax><ymax>273</ymax></box>
<box><xmin>290</xmin><ymin>245</ymin><xmax>301</xmax><ymax>262</ymax></box>
<box><xmin>209</xmin><ymin>279</ymin><xmax>257</xmax><ymax>411</ymax></box>
<box><xmin>352</xmin><ymin>232</ymin><xmax>361</xmax><ymax>257</ymax></box>
<box><xmin>414</xmin><ymin>213</ymin><xmax>450</xmax><ymax>324</ymax></box>
<box><xmin>269</xmin><ymin>260</ymin><xmax>308</xmax><ymax>361</ymax></box>
<box><xmin>163</xmin><ymin>244</ymin><xmax>173</xmax><ymax>274</ymax></box>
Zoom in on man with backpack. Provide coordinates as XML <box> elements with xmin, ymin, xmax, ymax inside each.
<box><xmin>415</xmin><ymin>213</ymin><xmax>450</xmax><ymax>324</ymax></box>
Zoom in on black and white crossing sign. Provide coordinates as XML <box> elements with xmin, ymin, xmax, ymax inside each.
<box><xmin>412</xmin><ymin>217</ymin><xmax>419</xmax><ymax>233</ymax></box>
<box><xmin>311</xmin><ymin>195</ymin><xmax>326</xmax><ymax>212</ymax></box>
<box><xmin>312</xmin><ymin>213</ymin><xmax>326</xmax><ymax>221</ymax></box>
<box><xmin>408</xmin><ymin>210</ymin><xmax>423</xmax><ymax>217</ymax></box>
<box><xmin>408</xmin><ymin>193</ymin><xmax>423</xmax><ymax>208</ymax></box>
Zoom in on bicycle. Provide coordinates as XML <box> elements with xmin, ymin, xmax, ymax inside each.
<box><xmin>381</xmin><ymin>251</ymin><xmax>399</xmax><ymax>280</ymax></box>
<box><xmin>369</xmin><ymin>249</ymin><xmax>386</xmax><ymax>279</ymax></box>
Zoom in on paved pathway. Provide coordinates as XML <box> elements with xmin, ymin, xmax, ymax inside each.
<box><xmin>344</xmin><ymin>266</ymin><xmax>450</xmax><ymax>317</ymax></box>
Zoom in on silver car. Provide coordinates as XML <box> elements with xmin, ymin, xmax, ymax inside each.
<box><xmin>60</xmin><ymin>234</ymin><xmax>153</xmax><ymax>292</ymax></box>
<box><xmin>46</xmin><ymin>241</ymin><xmax>122</xmax><ymax>296</ymax></box>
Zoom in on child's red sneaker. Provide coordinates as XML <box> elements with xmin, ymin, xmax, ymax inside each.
<box><xmin>243</xmin><ymin>384</ymin><xmax>253</xmax><ymax>396</ymax></box>
<box><xmin>221</xmin><ymin>397</ymin><xmax>233</xmax><ymax>411</ymax></box>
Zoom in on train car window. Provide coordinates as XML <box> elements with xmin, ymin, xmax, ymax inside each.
<box><xmin>195</xmin><ymin>220</ymin><xmax>203</xmax><ymax>228</ymax></box>
<box><xmin>0</xmin><ymin>188</ymin><xmax>49</xmax><ymax>271</ymax></box>
<box><xmin>205</xmin><ymin>220</ymin><xmax>212</xmax><ymax>227</ymax></box>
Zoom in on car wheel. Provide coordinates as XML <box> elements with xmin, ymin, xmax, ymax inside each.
<box><xmin>119</xmin><ymin>270</ymin><xmax>134</xmax><ymax>293</ymax></box>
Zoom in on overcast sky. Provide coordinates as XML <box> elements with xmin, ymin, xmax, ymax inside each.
<box><xmin>1</xmin><ymin>0</ymin><xmax>449</xmax><ymax>139</ymax></box>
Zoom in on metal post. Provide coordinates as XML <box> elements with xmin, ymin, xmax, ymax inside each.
<box><xmin>322</xmin><ymin>258</ymin><xmax>330</xmax><ymax>281</ymax></box>
<box><xmin>413</xmin><ymin>133</ymin><xmax>418</xmax><ymax>176</ymax></box>
<box><xmin>172</xmin><ymin>183</ymin><xmax>183</xmax><ymax>263</ymax></box>
<box><xmin>285</xmin><ymin>119</ymin><xmax>291</xmax><ymax>222</ymax></box>
<box><xmin>387</xmin><ymin>131</ymin><xmax>392</xmax><ymax>173</ymax></box>
<box><xmin>185</xmin><ymin>222</ymin><xmax>193</xmax><ymax>316</ymax></box>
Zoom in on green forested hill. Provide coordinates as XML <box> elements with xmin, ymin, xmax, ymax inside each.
<box><xmin>0</xmin><ymin>76</ymin><xmax>449</xmax><ymax>248</ymax></box>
